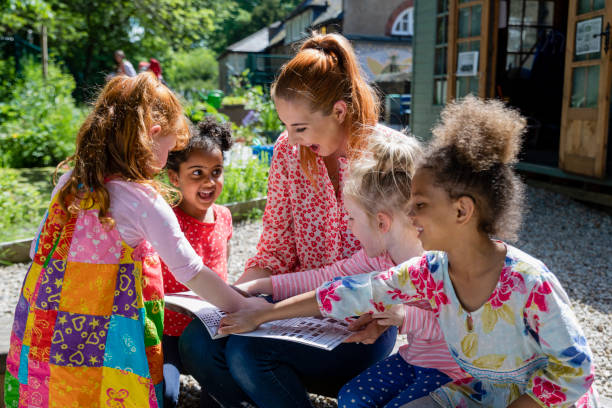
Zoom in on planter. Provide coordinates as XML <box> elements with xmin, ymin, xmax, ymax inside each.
<box><xmin>219</xmin><ymin>104</ymin><xmax>249</xmax><ymax>125</ymax></box>
<box><xmin>0</xmin><ymin>197</ymin><xmax>268</xmax><ymax>264</ymax></box>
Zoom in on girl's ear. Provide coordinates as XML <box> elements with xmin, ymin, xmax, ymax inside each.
<box><xmin>332</xmin><ymin>100</ymin><xmax>348</xmax><ymax>124</ymax></box>
<box><xmin>149</xmin><ymin>124</ymin><xmax>162</xmax><ymax>139</ymax></box>
<box><xmin>455</xmin><ymin>196</ymin><xmax>475</xmax><ymax>225</ymax></box>
<box><xmin>375</xmin><ymin>212</ymin><xmax>393</xmax><ymax>234</ymax></box>
<box><xmin>167</xmin><ymin>169</ymin><xmax>180</xmax><ymax>187</ymax></box>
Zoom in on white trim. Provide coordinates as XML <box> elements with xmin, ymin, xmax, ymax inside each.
<box><xmin>391</xmin><ymin>7</ymin><xmax>414</xmax><ymax>36</ymax></box>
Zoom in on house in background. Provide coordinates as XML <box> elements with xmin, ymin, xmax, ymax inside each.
<box><xmin>218</xmin><ymin>0</ymin><xmax>415</xmax><ymax>126</ymax></box>
<box><xmin>410</xmin><ymin>0</ymin><xmax>612</xmax><ymax>185</ymax></box>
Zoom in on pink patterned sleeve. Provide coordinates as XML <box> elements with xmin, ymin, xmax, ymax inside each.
<box><xmin>271</xmin><ymin>250</ymin><xmax>393</xmax><ymax>301</ymax></box>
<box><xmin>244</xmin><ymin>137</ymin><xmax>299</xmax><ymax>274</ymax></box>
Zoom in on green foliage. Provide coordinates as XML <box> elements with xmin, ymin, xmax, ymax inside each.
<box><xmin>0</xmin><ymin>58</ymin><xmax>85</xmax><ymax>168</ymax></box>
<box><xmin>0</xmin><ymin>167</ymin><xmax>54</xmax><ymax>242</ymax></box>
<box><xmin>217</xmin><ymin>156</ymin><xmax>269</xmax><ymax>204</ymax></box>
<box><xmin>164</xmin><ymin>47</ymin><xmax>218</xmax><ymax>97</ymax></box>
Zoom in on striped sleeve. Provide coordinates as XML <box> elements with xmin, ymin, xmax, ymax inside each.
<box><xmin>270</xmin><ymin>250</ymin><xmax>394</xmax><ymax>301</ymax></box>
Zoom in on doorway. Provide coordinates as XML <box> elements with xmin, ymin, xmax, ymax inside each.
<box><xmin>495</xmin><ymin>0</ymin><xmax>569</xmax><ymax>167</ymax></box>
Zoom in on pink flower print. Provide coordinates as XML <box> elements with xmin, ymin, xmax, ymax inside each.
<box><xmin>409</xmin><ymin>258</ymin><xmax>435</xmax><ymax>299</ymax></box>
<box><xmin>374</xmin><ymin>269</ymin><xmax>395</xmax><ymax>281</ymax></box>
<box><xmin>526</xmin><ymin>281</ymin><xmax>552</xmax><ymax>312</ymax></box>
<box><xmin>370</xmin><ymin>300</ymin><xmax>386</xmax><ymax>312</ymax></box>
<box><xmin>387</xmin><ymin>289</ymin><xmax>409</xmax><ymax>301</ymax></box>
<box><xmin>318</xmin><ymin>281</ymin><xmax>342</xmax><ymax>313</ymax></box>
<box><xmin>431</xmin><ymin>280</ymin><xmax>450</xmax><ymax>309</ymax></box>
<box><xmin>488</xmin><ymin>267</ymin><xmax>525</xmax><ymax>309</ymax></box>
<box><xmin>532</xmin><ymin>377</ymin><xmax>567</xmax><ymax>405</ymax></box>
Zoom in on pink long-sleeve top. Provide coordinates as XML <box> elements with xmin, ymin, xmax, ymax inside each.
<box><xmin>271</xmin><ymin>249</ymin><xmax>468</xmax><ymax>381</ymax></box>
<box><xmin>245</xmin><ymin>125</ymin><xmax>403</xmax><ymax>275</ymax></box>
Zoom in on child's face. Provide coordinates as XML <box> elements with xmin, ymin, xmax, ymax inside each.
<box><xmin>169</xmin><ymin>148</ymin><xmax>224</xmax><ymax>220</ymax></box>
<box><xmin>408</xmin><ymin>168</ymin><xmax>458</xmax><ymax>251</ymax></box>
<box><xmin>344</xmin><ymin>196</ymin><xmax>386</xmax><ymax>258</ymax></box>
<box><xmin>274</xmin><ymin>97</ymin><xmax>347</xmax><ymax>157</ymax></box>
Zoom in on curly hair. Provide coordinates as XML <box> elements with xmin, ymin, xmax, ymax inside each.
<box><xmin>421</xmin><ymin>95</ymin><xmax>526</xmax><ymax>241</ymax></box>
<box><xmin>344</xmin><ymin>129</ymin><xmax>422</xmax><ymax>219</ymax></box>
<box><xmin>166</xmin><ymin>117</ymin><xmax>233</xmax><ymax>172</ymax></box>
<box><xmin>55</xmin><ymin>72</ymin><xmax>189</xmax><ymax>226</ymax></box>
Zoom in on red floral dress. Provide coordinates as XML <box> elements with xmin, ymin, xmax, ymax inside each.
<box><xmin>161</xmin><ymin>205</ymin><xmax>232</xmax><ymax>336</ymax></box>
<box><xmin>245</xmin><ymin>125</ymin><xmax>403</xmax><ymax>275</ymax></box>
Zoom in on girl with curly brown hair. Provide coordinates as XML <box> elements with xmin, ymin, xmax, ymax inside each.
<box><xmin>4</xmin><ymin>72</ymin><xmax>266</xmax><ymax>408</ymax></box>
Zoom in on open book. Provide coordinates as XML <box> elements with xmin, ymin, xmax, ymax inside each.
<box><xmin>164</xmin><ymin>291</ymin><xmax>353</xmax><ymax>351</ymax></box>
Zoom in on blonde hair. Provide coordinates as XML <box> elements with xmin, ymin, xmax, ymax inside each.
<box><xmin>55</xmin><ymin>72</ymin><xmax>189</xmax><ymax>226</ymax></box>
<box><xmin>272</xmin><ymin>32</ymin><xmax>379</xmax><ymax>185</ymax></box>
<box><xmin>344</xmin><ymin>129</ymin><xmax>422</xmax><ymax>218</ymax></box>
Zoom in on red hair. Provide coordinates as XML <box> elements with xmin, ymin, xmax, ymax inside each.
<box><xmin>272</xmin><ymin>33</ymin><xmax>379</xmax><ymax>184</ymax></box>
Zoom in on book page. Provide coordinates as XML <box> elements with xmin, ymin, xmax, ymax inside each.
<box><xmin>164</xmin><ymin>292</ymin><xmax>353</xmax><ymax>350</ymax></box>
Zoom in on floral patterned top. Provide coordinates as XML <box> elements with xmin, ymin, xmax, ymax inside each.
<box><xmin>315</xmin><ymin>244</ymin><xmax>599</xmax><ymax>408</ymax></box>
<box><xmin>245</xmin><ymin>124</ymin><xmax>403</xmax><ymax>275</ymax></box>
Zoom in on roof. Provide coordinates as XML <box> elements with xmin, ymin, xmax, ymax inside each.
<box><xmin>219</xmin><ymin>22</ymin><xmax>282</xmax><ymax>59</ymax></box>
<box><xmin>285</xmin><ymin>0</ymin><xmax>329</xmax><ymax>20</ymax></box>
<box><xmin>311</xmin><ymin>0</ymin><xmax>342</xmax><ymax>27</ymax></box>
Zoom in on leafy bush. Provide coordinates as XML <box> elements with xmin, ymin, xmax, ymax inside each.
<box><xmin>0</xmin><ymin>167</ymin><xmax>53</xmax><ymax>242</ymax></box>
<box><xmin>0</xmin><ymin>58</ymin><xmax>85</xmax><ymax>168</ymax></box>
<box><xmin>217</xmin><ymin>156</ymin><xmax>269</xmax><ymax>204</ymax></box>
<box><xmin>165</xmin><ymin>48</ymin><xmax>218</xmax><ymax>99</ymax></box>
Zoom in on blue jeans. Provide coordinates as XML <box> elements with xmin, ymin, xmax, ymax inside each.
<box><xmin>179</xmin><ymin>319</ymin><xmax>397</xmax><ymax>408</ymax></box>
<box><xmin>337</xmin><ymin>354</ymin><xmax>452</xmax><ymax>408</ymax></box>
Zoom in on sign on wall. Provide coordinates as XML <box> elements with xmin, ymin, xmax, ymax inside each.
<box><xmin>456</xmin><ymin>51</ymin><xmax>479</xmax><ymax>77</ymax></box>
<box><xmin>575</xmin><ymin>17</ymin><xmax>602</xmax><ymax>56</ymax></box>
<box><xmin>353</xmin><ymin>42</ymin><xmax>412</xmax><ymax>81</ymax></box>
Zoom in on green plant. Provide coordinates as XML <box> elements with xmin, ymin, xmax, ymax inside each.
<box><xmin>165</xmin><ymin>48</ymin><xmax>218</xmax><ymax>100</ymax></box>
<box><xmin>217</xmin><ymin>156</ymin><xmax>269</xmax><ymax>204</ymax></box>
<box><xmin>0</xmin><ymin>167</ymin><xmax>55</xmax><ymax>242</ymax></box>
<box><xmin>0</xmin><ymin>58</ymin><xmax>86</xmax><ymax>168</ymax></box>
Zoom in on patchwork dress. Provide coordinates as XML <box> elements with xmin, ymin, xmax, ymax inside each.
<box><xmin>315</xmin><ymin>244</ymin><xmax>600</xmax><ymax>408</ymax></box>
<box><xmin>5</xmin><ymin>192</ymin><xmax>166</xmax><ymax>408</ymax></box>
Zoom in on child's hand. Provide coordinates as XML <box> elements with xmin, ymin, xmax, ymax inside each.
<box><xmin>241</xmin><ymin>296</ymin><xmax>272</xmax><ymax>311</ymax></box>
<box><xmin>235</xmin><ymin>278</ymin><xmax>273</xmax><ymax>296</ymax></box>
<box><xmin>344</xmin><ymin>313</ymin><xmax>389</xmax><ymax>344</ymax></box>
<box><xmin>372</xmin><ymin>304</ymin><xmax>405</xmax><ymax>327</ymax></box>
<box><xmin>218</xmin><ymin>309</ymin><xmax>264</xmax><ymax>334</ymax></box>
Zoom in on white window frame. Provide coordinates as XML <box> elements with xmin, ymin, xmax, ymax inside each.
<box><xmin>391</xmin><ymin>7</ymin><xmax>414</xmax><ymax>36</ymax></box>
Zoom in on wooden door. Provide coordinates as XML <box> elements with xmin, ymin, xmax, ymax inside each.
<box><xmin>447</xmin><ymin>0</ymin><xmax>497</xmax><ymax>99</ymax></box>
<box><xmin>560</xmin><ymin>0</ymin><xmax>611</xmax><ymax>178</ymax></box>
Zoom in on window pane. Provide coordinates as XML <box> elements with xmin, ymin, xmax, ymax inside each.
<box><xmin>459</xmin><ymin>7</ymin><xmax>470</xmax><ymax>38</ymax></box>
<box><xmin>434</xmin><ymin>79</ymin><xmax>448</xmax><ymax>105</ymax></box>
<box><xmin>437</xmin><ymin>0</ymin><xmax>448</xmax><ymax>13</ymax></box>
<box><xmin>471</xmin><ymin>5</ymin><xmax>482</xmax><ymax>36</ymax></box>
<box><xmin>506</xmin><ymin>54</ymin><xmax>520</xmax><ymax>70</ymax></box>
<box><xmin>524</xmin><ymin>1</ymin><xmax>538</xmax><ymax>25</ymax></box>
<box><xmin>542</xmin><ymin>2</ymin><xmax>554</xmax><ymax>26</ymax></box>
<box><xmin>457</xmin><ymin>76</ymin><xmax>469</xmax><ymax>97</ymax></box>
<box><xmin>469</xmin><ymin>76</ymin><xmax>479</xmax><ymax>94</ymax></box>
<box><xmin>435</xmin><ymin>47</ymin><xmax>447</xmax><ymax>75</ymax></box>
<box><xmin>577</xmin><ymin>0</ymin><xmax>591</xmax><ymax>14</ymax></box>
<box><xmin>436</xmin><ymin>16</ymin><xmax>448</xmax><ymax>44</ymax></box>
<box><xmin>571</xmin><ymin>66</ymin><xmax>586</xmax><ymax>107</ymax></box>
<box><xmin>509</xmin><ymin>0</ymin><xmax>523</xmax><ymax>25</ymax></box>
<box><xmin>593</xmin><ymin>0</ymin><xmax>605</xmax><ymax>11</ymax></box>
<box><xmin>522</xmin><ymin>27</ymin><xmax>538</xmax><ymax>51</ymax></box>
<box><xmin>508</xmin><ymin>28</ymin><xmax>521</xmax><ymax>52</ymax></box>
<box><xmin>586</xmin><ymin>65</ymin><xmax>600</xmax><ymax>107</ymax></box>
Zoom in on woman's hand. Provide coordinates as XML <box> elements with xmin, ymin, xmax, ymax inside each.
<box><xmin>372</xmin><ymin>304</ymin><xmax>405</xmax><ymax>327</ymax></box>
<box><xmin>235</xmin><ymin>278</ymin><xmax>273</xmax><ymax>296</ymax></box>
<box><xmin>234</xmin><ymin>267</ymin><xmax>272</xmax><ymax>285</ymax></box>
<box><xmin>219</xmin><ymin>309</ymin><xmax>265</xmax><ymax>334</ymax></box>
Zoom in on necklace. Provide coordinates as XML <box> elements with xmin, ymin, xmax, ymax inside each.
<box><xmin>466</xmin><ymin>312</ymin><xmax>474</xmax><ymax>332</ymax></box>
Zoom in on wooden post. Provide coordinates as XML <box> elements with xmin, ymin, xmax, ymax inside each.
<box><xmin>41</xmin><ymin>24</ymin><xmax>48</xmax><ymax>79</ymax></box>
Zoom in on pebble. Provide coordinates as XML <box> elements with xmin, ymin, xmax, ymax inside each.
<box><xmin>1</xmin><ymin>186</ymin><xmax>610</xmax><ymax>406</ymax></box>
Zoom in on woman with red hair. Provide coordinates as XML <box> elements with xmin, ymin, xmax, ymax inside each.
<box><xmin>179</xmin><ymin>33</ymin><xmax>404</xmax><ymax>407</ymax></box>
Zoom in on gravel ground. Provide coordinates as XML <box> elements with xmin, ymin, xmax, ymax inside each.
<box><xmin>1</xmin><ymin>185</ymin><xmax>610</xmax><ymax>406</ymax></box>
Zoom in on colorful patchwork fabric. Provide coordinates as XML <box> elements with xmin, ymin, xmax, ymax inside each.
<box><xmin>315</xmin><ymin>244</ymin><xmax>600</xmax><ymax>408</ymax></box>
<box><xmin>5</xmin><ymin>192</ymin><xmax>164</xmax><ymax>408</ymax></box>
